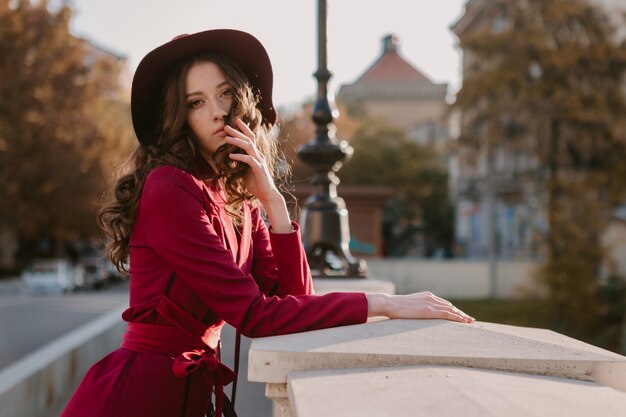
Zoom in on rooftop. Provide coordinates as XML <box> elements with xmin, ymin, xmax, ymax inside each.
<box><xmin>357</xmin><ymin>34</ymin><xmax>431</xmax><ymax>83</ymax></box>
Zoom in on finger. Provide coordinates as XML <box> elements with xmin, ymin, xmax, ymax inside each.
<box><xmin>417</xmin><ymin>293</ymin><xmax>466</xmax><ymax>315</ymax></box>
<box><xmin>418</xmin><ymin>291</ymin><xmax>451</xmax><ymax>306</ymax></box>
<box><xmin>444</xmin><ymin>304</ymin><xmax>473</xmax><ymax>320</ymax></box>
<box><xmin>434</xmin><ymin>296</ymin><xmax>454</xmax><ymax>307</ymax></box>
<box><xmin>224</xmin><ymin>125</ymin><xmax>251</xmax><ymax>142</ymax></box>
<box><xmin>431</xmin><ymin>299</ymin><xmax>474</xmax><ymax>322</ymax></box>
<box><xmin>430</xmin><ymin>302</ymin><xmax>474</xmax><ymax>322</ymax></box>
<box><xmin>225</xmin><ymin>135</ymin><xmax>261</xmax><ymax>158</ymax></box>
<box><xmin>456</xmin><ymin>310</ymin><xmax>475</xmax><ymax>322</ymax></box>
<box><xmin>228</xmin><ymin>153</ymin><xmax>263</xmax><ymax>170</ymax></box>
<box><xmin>428</xmin><ymin>296</ymin><xmax>453</xmax><ymax>309</ymax></box>
<box><xmin>433</xmin><ymin>308</ymin><xmax>474</xmax><ymax>323</ymax></box>
<box><xmin>234</xmin><ymin>117</ymin><xmax>255</xmax><ymax>139</ymax></box>
<box><xmin>427</xmin><ymin>292</ymin><xmax>454</xmax><ymax>307</ymax></box>
<box><xmin>224</xmin><ymin>120</ymin><xmax>254</xmax><ymax>142</ymax></box>
<box><xmin>225</xmin><ymin>135</ymin><xmax>253</xmax><ymax>150</ymax></box>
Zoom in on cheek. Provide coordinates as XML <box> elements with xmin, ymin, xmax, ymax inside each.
<box><xmin>187</xmin><ymin>115</ymin><xmax>201</xmax><ymax>131</ymax></box>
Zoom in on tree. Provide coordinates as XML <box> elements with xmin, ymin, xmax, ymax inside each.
<box><xmin>0</xmin><ymin>0</ymin><xmax>134</xmax><ymax>267</ymax></box>
<box><xmin>339</xmin><ymin>121</ymin><xmax>454</xmax><ymax>257</ymax></box>
<box><xmin>280</xmin><ymin>108</ymin><xmax>455</xmax><ymax>257</ymax></box>
<box><xmin>454</xmin><ymin>0</ymin><xmax>626</xmax><ymax>347</ymax></box>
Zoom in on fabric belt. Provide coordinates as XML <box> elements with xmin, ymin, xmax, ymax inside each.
<box><xmin>121</xmin><ymin>322</ymin><xmax>236</xmax><ymax>417</ymax></box>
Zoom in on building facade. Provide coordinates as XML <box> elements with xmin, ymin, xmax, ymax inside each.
<box><xmin>335</xmin><ymin>34</ymin><xmax>454</xmax><ymax>257</ymax></box>
<box><xmin>338</xmin><ymin>34</ymin><xmax>450</xmax><ymax>149</ymax></box>
<box><xmin>450</xmin><ymin>0</ymin><xmax>626</xmax><ymax>262</ymax></box>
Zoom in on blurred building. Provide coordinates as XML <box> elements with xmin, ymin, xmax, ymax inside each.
<box><xmin>449</xmin><ymin>0</ymin><xmax>626</xmax><ymax>262</ymax></box>
<box><xmin>333</xmin><ymin>35</ymin><xmax>453</xmax><ymax>257</ymax></box>
<box><xmin>338</xmin><ymin>34</ymin><xmax>450</xmax><ymax>150</ymax></box>
<box><xmin>450</xmin><ymin>0</ymin><xmax>543</xmax><ymax>259</ymax></box>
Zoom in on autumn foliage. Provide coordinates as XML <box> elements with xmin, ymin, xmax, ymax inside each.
<box><xmin>0</xmin><ymin>0</ymin><xmax>134</xmax><ymax>266</ymax></box>
<box><xmin>454</xmin><ymin>0</ymin><xmax>626</xmax><ymax>350</ymax></box>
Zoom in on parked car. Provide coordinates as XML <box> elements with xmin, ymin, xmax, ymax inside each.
<box><xmin>21</xmin><ymin>259</ymin><xmax>80</xmax><ymax>293</ymax></box>
<box><xmin>79</xmin><ymin>256</ymin><xmax>111</xmax><ymax>290</ymax></box>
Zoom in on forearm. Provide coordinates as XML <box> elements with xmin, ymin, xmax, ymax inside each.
<box><xmin>259</xmin><ymin>193</ymin><xmax>293</xmax><ymax>234</ymax></box>
<box><xmin>262</xmin><ymin>220</ymin><xmax>315</xmax><ymax>296</ymax></box>
<box><xmin>366</xmin><ymin>293</ymin><xmax>391</xmax><ymax>317</ymax></box>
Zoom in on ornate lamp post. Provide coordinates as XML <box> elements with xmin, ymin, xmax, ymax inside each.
<box><xmin>297</xmin><ymin>0</ymin><xmax>367</xmax><ymax>278</ymax></box>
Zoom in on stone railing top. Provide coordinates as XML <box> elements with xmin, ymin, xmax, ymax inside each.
<box><xmin>248</xmin><ymin>319</ymin><xmax>626</xmax><ymax>391</ymax></box>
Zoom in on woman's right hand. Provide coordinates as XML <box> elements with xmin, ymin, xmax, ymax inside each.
<box><xmin>366</xmin><ymin>292</ymin><xmax>475</xmax><ymax>323</ymax></box>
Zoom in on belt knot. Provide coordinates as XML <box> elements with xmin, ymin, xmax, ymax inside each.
<box><xmin>172</xmin><ymin>349</ymin><xmax>236</xmax><ymax>417</ymax></box>
<box><xmin>173</xmin><ymin>349</ymin><xmax>224</xmax><ymax>377</ymax></box>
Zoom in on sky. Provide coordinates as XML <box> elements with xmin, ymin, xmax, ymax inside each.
<box><xmin>67</xmin><ymin>0</ymin><xmax>467</xmax><ymax>111</ymax></box>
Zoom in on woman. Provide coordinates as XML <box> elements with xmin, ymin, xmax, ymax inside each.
<box><xmin>61</xmin><ymin>29</ymin><xmax>474</xmax><ymax>417</ymax></box>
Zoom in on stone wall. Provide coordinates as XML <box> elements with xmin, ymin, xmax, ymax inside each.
<box><xmin>366</xmin><ymin>258</ymin><xmax>539</xmax><ymax>298</ymax></box>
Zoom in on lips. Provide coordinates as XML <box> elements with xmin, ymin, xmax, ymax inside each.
<box><xmin>213</xmin><ymin>127</ymin><xmax>226</xmax><ymax>137</ymax></box>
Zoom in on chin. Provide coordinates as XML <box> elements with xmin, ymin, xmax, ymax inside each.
<box><xmin>200</xmin><ymin>142</ymin><xmax>224</xmax><ymax>156</ymax></box>
<box><xmin>208</xmin><ymin>144</ymin><xmax>231</xmax><ymax>164</ymax></box>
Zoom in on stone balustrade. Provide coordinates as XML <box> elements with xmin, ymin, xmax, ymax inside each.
<box><xmin>248</xmin><ymin>318</ymin><xmax>626</xmax><ymax>417</ymax></box>
<box><xmin>0</xmin><ymin>305</ymin><xmax>126</xmax><ymax>417</ymax></box>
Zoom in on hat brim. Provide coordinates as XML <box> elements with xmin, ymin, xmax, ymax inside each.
<box><xmin>131</xmin><ymin>29</ymin><xmax>276</xmax><ymax>144</ymax></box>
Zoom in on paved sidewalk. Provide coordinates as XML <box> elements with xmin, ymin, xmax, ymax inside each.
<box><xmin>0</xmin><ymin>277</ymin><xmax>23</xmax><ymax>296</ymax></box>
<box><xmin>221</xmin><ymin>324</ymin><xmax>273</xmax><ymax>417</ymax></box>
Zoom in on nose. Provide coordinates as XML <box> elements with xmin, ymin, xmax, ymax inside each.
<box><xmin>210</xmin><ymin>99</ymin><xmax>228</xmax><ymax>122</ymax></box>
<box><xmin>212</xmin><ymin>107</ymin><xmax>227</xmax><ymax>122</ymax></box>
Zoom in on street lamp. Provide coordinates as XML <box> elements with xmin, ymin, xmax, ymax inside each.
<box><xmin>297</xmin><ymin>0</ymin><xmax>367</xmax><ymax>278</ymax></box>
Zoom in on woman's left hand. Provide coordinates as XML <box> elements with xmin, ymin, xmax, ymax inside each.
<box><xmin>224</xmin><ymin>118</ymin><xmax>280</xmax><ymax>204</ymax></box>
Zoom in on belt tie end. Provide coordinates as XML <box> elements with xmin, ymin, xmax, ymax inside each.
<box><xmin>173</xmin><ymin>349</ymin><xmax>237</xmax><ymax>417</ymax></box>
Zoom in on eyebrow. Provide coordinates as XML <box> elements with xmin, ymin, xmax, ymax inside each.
<box><xmin>185</xmin><ymin>81</ymin><xmax>232</xmax><ymax>98</ymax></box>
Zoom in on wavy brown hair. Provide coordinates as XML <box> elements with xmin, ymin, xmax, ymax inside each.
<box><xmin>98</xmin><ymin>53</ymin><xmax>284</xmax><ymax>273</ymax></box>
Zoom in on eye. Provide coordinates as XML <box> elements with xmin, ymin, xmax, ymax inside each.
<box><xmin>187</xmin><ymin>99</ymin><xmax>205</xmax><ymax>109</ymax></box>
<box><xmin>220</xmin><ymin>88</ymin><xmax>234</xmax><ymax>98</ymax></box>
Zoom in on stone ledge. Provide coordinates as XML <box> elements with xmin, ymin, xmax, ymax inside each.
<box><xmin>248</xmin><ymin>319</ymin><xmax>626</xmax><ymax>390</ymax></box>
<box><xmin>287</xmin><ymin>365</ymin><xmax>626</xmax><ymax>417</ymax></box>
<box><xmin>250</xmin><ymin>319</ymin><xmax>626</xmax><ymax>417</ymax></box>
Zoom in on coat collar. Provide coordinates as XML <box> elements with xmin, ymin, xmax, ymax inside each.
<box><xmin>193</xmin><ymin>155</ymin><xmax>217</xmax><ymax>179</ymax></box>
<box><xmin>195</xmin><ymin>157</ymin><xmax>252</xmax><ymax>269</ymax></box>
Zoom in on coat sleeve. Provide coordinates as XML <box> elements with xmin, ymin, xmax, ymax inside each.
<box><xmin>141</xmin><ymin>168</ymin><xmax>368</xmax><ymax>338</ymax></box>
<box><xmin>250</xmin><ymin>207</ymin><xmax>315</xmax><ymax>297</ymax></box>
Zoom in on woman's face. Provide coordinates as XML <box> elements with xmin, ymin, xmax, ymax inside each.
<box><xmin>185</xmin><ymin>61</ymin><xmax>234</xmax><ymax>160</ymax></box>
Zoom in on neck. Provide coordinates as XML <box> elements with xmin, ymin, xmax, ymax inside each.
<box><xmin>201</xmin><ymin>151</ymin><xmax>218</xmax><ymax>172</ymax></box>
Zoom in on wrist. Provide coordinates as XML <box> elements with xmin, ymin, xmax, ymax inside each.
<box><xmin>366</xmin><ymin>293</ymin><xmax>391</xmax><ymax>318</ymax></box>
<box><xmin>259</xmin><ymin>189</ymin><xmax>284</xmax><ymax>206</ymax></box>
<box><xmin>261</xmin><ymin>193</ymin><xmax>292</xmax><ymax>234</ymax></box>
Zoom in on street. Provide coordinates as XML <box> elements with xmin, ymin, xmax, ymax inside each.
<box><xmin>0</xmin><ymin>280</ymin><xmax>129</xmax><ymax>370</ymax></box>
<box><xmin>0</xmin><ymin>279</ymin><xmax>271</xmax><ymax>417</ymax></box>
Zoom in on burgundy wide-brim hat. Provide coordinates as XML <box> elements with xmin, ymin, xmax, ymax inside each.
<box><xmin>131</xmin><ymin>29</ymin><xmax>276</xmax><ymax>144</ymax></box>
